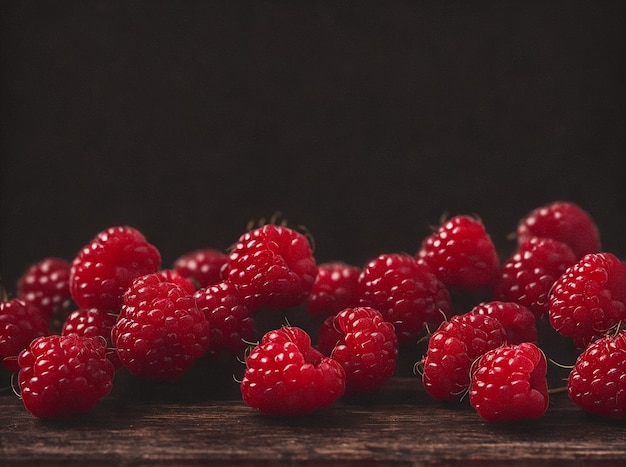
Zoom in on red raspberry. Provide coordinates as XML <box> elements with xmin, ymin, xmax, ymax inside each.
<box><xmin>16</xmin><ymin>257</ymin><xmax>72</xmax><ymax>322</ymax></box>
<box><xmin>568</xmin><ymin>331</ymin><xmax>626</xmax><ymax>419</ymax></box>
<box><xmin>111</xmin><ymin>273</ymin><xmax>210</xmax><ymax>381</ymax></box>
<box><xmin>173</xmin><ymin>248</ymin><xmax>229</xmax><ymax>289</ymax></box>
<box><xmin>1</xmin><ymin>298</ymin><xmax>50</xmax><ymax>370</ymax></box>
<box><xmin>317</xmin><ymin>307</ymin><xmax>398</xmax><ymax>396</ymax></box>
<box><xmin>17</xmin><ymin>334</ymin><xmax>115</xmax><ymax>418</ymax></box>
<box><xmin>226</xmin><ymin>224</ymin><xmax>318</xmax><ymax>310</ymax></box>
<box><xmin>492</xmin><ymin>237</ymin><xmax>577</xmax><ymax>319</ymax></box>
<box><xmin>420</xmin><ymin>311</ymin><xmax>508</xmax><ymax>401</ymax></box>
<box><xmin>69</xmin><ymin>226</ymin><xmax>161</xmax><ymax>312</ymax></box>
<box><xmin>416</xmin><ymin>215</ymin><xmax>500</xmax><ymax>291</ymax></box>
<box><xmin>194</xmin><ymin>281</ymin><xmax>257</xmax><ymax>356</ymax></box>
<box><xmin>240</xmin><ymin>326</ymin><xmax>345</xmax><ymax>415</ymax></box>
<box><xmin>357</xmin><ymin>253</ymin><xmax>451</xmax><ymax>344</ymax></box>
<box><xmin>306</xmin><ymin>261</ymin><xmax>361</xmax><ymax>321</ymax></box>
<box><xmin>471</xmin><ymin>301</ymin><xmax>537</xmax><ymax>345</ymax></box>
<box><xmin>548</xmin><ymin>252</ymin><xmax>626</xmax><ymax>349</ymax></box>
<box><xmin>156</xmin><ymin>269</ymin><xmax>196</xmax><ymax>295</ymax></box>
<box><xmin>517</xmin><ymin>201</ymin><xmax>601</xmax><ymax>259</ymax></box>
<box><xmin>62</xmin><ymin>308</ymin><xmax>121</xmax><ymax>368</ymax></box>
<box><xmin>469</xmin><ymin>342</ymin><xmax>549</xmax><ymax>422</ymax></box>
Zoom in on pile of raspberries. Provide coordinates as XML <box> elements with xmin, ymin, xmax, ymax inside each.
<box><xmin>1</xmin><ymin>200</ymin><xmax>625</xmax><ymax>422</ymax></box>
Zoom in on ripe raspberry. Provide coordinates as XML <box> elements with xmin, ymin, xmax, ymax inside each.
<box><xmin>240</xmin><ymin>326</ymin><xmax>345</xmax><ymax>415</ymax></box>
<box><xmin>156</xmin><ymin>269</ymin><xmax>196</xmax><ymax>295</ymax></box>
<box><xmin>517</xmin><ymin>201</ymin><xmax>601</xmax><ymax>259</ymax></box>
<box><xmin>471</xmin><ymin>301</ymin><xmax>537</xmax><ymax>345</ymax></box>
<box><xmin>173</xmin><ymin>248</ymin><xmax>229</xmax><ymax>289</ymax></box>
<box><xmin>17</xmin><ymin>334</ymin><xmax>115</xmax><ymax>418</ymax></box>
<box><xmin>492</xmin><ymin>237</ymin><xmax>577</xmax><ymax>319</ymax></box>
<box><xmin>420</xmin><ymin>311</ymin><xmax>508</xmax><ymax>401</ymax></box>
<box><xmin>416</xmin><ymin>215</ymin><xmax>500</xmax><ymax>290</ymax></box>
<box><xmin>548</xmin><ymin>252</ymin><xmax>626</xmax><ymax>349</ymax></box>
<box><xmin>306</xmin><ymin>261</ymin><xmax>361</xmax><ymax>320</ymax></box>
<box><xmin>194</xmin><ymin>281</ymin><xmax>257</xmax><ymax>356</ymax></box>
<box><xmin>469</xmin><ymin>342</ymin><xmax>549</xmax><ymax>422</ymax></box>
<box><xmin>112</xmin><ymin>273</ymin><xmax>210</xmax><ymax>381</ymax></box>
<box><xmin>70</xmin><ymin>226</ymin><xmax>161</xmax><ymax>312</ymax></box>
<box><xmin>1</xmin><ymin>298</ymin><xmax>50</xmax><ymax>370</ymax></box>
<box><xmin>357</xmin><ymin>253</ymin><xmax>451</xmax><ymax>344</ymax></box>
<box><xmin>317</xmin><ymin>307</ymin><xmax>398</xmax><ymax>396</ymax></box>
<box><xmin>16</xmin><ymin>257</ymin><xmax>72</xmax><ymax>322</ymax></box>
<box><xmin>62</xmin><ymin>308</ymin><xmax>121</xmax><ymax>368</ymax></box>
<box><xmin>226</xmin><ymin>224</ymin><xmax>318</xmax><ymax>310</ymax></box>
<box><xmin>568</xmin><ymin>331</ymin><xmax>626</xmax><ymax>419</ymax></box>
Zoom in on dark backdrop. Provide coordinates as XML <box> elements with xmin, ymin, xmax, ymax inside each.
<box><xmin>1</xmin><ymin>1</ymin><xmax>625</xmax><ymax>289</ymax></box>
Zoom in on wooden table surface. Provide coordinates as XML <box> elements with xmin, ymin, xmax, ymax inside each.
<box><xmin>1</xmin><ymin>353</ymin><xmax>625</xmax><ymax>467</ymax></box>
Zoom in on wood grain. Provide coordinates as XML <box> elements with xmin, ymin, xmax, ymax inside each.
<box><xmin>1</xmin><ymin>363</ymin><xmax>625</xmax><ymax>466</ymax></box>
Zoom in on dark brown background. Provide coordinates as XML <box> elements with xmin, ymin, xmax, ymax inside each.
<box><xmin>1</xmin><ymin>0</ymin><xmax>625</xmax><ymax>290</ymax></box>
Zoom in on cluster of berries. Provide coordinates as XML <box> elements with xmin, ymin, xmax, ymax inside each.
<box><xmin>1</xmin><ymin>200</ymin><xmax>625</xmax><ymax>422</ymax></box>
<box><xmin>0</xmin><ymin>222</ymin><xmax>395</xmax><ymax>418</ymax></box>
<box><xmin>418</xmin><ymin>201</ymin><xmax>626</xmax><ymax>421</ymax></box>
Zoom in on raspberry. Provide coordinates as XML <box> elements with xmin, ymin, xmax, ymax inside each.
<box><xmin>317</xmin><ymin>307</ymin><xmax>398</xmax><ymax>396</ymax></box>
<box><xmin>240</xmin><ymin>326</ymin><xmax>345</xmax><ymax>415</ymax></box>
<box><xmin>1</xmin><ymin>298</ymin><xmax>50</xmax><ymax>370</ymax></box>
<box><xmin>156</xmin><ymin>269</ymin><xmax>196</xmax><ymax>295</ymax></box>
<box><xmin>471</xmin><ymin>301</ymin><xmax>537</xmax><ymax>345</ymax></box>
<box><xmin>226</xmin><ymin>224</ymin><xmax>318</xmax><ymax>310</ymax></box>
<box><xmin>194</xmin><ymin>281</ymin><xmax>257</xmax><ymax>356</ymax></box>
<box><xmin>567</xmin><ymin>331</ymin><xmax>626</xmax><ymax>419</ymax></box>
<box><xmin>173</xmin><ymin>248</ymin><xmax>229</xmax><ymax>289</ymax></box>
<box><xmin>62</xmin><ymin>308</ymin><xmax>121</xmax><ymax>368</ymax></box>
<box><xmin>492</xmin><ymin>237</ymin><xmax>577</xmax><ymax>319</ymax></box>
<box><xmin>548</xmin><ymin>252</ymin><xmax>626</xmax><ymax>349</ymax></box>
<box><xmin>420</xmin><ymin>311</ymin><xmax>508</xmax><ymax>401</ymax></box>
<box><xmin>16</xmin><ymin>257</ymin><xmax>72</xmax><ymax>322</ymax></box>
<box><xmin>517</xmin><ymin>201</ymin><xmax>601</xmax><ymax>259</ymax></box>
<box><xmin>469</xmin><ymin>342</ymin><xmax>549</xmax><ymax>422</ymax></box>
<box><xmin>69</xmin><ymin>226</ymin><xmax>161</xmax><ymax>312</ymax></box>
<box><xmin>111</xmin><ymin>273</ymin><xmax>210</xmax><ymax>381</ymax></box>
<box><xmin>357</xmin><ymin>253</ymin><xmax>451</xmax><ymax>344</ymax></box>
<box><xmin>416</xmin><ymin>215</ymin><xmax>500</xmax><ymax>290</ymax></box>
<box><xmin>17</xmin><ymin>334</ymin><xmax>115</xmax><ymax>418</ymax></box>
<box><xmin>306</xmin><ymin>261</ymin><xmax>361</xmax><ymax>321</ymax></box>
